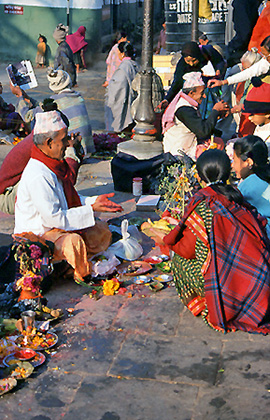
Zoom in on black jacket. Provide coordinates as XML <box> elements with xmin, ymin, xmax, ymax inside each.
<box><xmin>165</xmin><ymin>45</ymin><xmax>226</xmax><ymax>103</ymax></box>
<box><xmin>175</xmin><ymin>106</ymin><xmax>220</xmax><ymax>142</ymax></box>
<box><xmin>227</xmin><ymin>0</ymin><xmax>261</xmax><ymax>66</ymax></box>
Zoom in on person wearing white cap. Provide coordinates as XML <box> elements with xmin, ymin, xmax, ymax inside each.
<box><xmin>0</xmin><ymin>107</ymin><xmax>81</xmax><ymax>215</ymax></box>
<box><xmin>10</xmin><ymin>69</ymin><xmax>95</xmax><ymax>155</ymax></box>
<box><xmin>47</xmin><ymin>69</ymin><xmax>94</xmax><ymax>155</ymax></box>
<box><xmin>14</xmin><ymin>111</ymin><xmax>123</xmax><ymax>283</ymax></box>
<box><xmin>162</xmin><ymin>72</ymin><xmax>228</xmax><ymax>160</ymax></box>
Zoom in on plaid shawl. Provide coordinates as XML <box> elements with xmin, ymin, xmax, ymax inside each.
<box><xmin>165</xmin><ymin>187</ymin><xmax>270</xmax><ymax>334</ymax></box>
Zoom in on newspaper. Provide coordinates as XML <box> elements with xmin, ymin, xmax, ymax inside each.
<box><xmin>6</xmin><ymin>60</ymin><xmax>38</xmax><ymax>90</ymax></box>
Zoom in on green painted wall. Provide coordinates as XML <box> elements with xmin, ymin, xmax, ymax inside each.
<box><xmin>0</xmin><ymin>5</ymin><xmax>101</xmax><ymax>64</ymax></box>
<box><xmin>0</xmin><ymin>2</ymin><xmax>162</xmax><ymax>63</ymax></box>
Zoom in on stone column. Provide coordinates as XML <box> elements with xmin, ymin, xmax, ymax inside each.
<box><xmin>117</xmin><ymin>0</ymin><xmax>163</xmax><ymax>160</ymax></box>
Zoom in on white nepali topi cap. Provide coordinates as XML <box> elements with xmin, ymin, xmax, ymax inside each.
<box><xmin>33</xmin><ymin>111</ymin><xmax>67</xmax><ymax>135</ymax></box>
<box><xmin>183</xmin><ymin>72</ymin><xmax>205</xmax><ymax>89</ymax></box>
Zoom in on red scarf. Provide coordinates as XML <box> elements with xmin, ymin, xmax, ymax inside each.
<box><xmin>31</xmin><ymin>144</ymin><xmax>81</xmax><ymax>208</ymax></box>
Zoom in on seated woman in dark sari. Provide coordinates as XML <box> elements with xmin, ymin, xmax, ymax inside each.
<box><xmin>164</xmin><ymin>149</ymin><xmax>270</xmax><ymax>334</ymax></box>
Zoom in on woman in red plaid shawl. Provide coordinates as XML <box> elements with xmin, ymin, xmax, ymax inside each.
<box><xmin>164</xmin><ymin>149</ymin><xmax>270</xmax><ymax>334</ymax></box>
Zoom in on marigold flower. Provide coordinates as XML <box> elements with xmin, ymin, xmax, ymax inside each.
<box><xmin>103</xmin><ymin>279</ymin><xmax>120</xmax><ymax>296</ymax></box>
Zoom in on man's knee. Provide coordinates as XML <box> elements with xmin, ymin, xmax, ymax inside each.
<box><xmin>61</xmin><ymin>232</ymin><xmax>86</xmax><ymax>251</ymax></box>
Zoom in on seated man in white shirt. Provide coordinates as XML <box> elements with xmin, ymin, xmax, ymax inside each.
<box><xmin>14</xmin><ymin>111</ymin><xmax>123</xmax><ymax>283</ymax></box>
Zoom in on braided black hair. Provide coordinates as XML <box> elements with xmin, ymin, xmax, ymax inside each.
<box><xmin>196</xmin><ymin>149</ymin><xmax>243</xmax><ymax>204</ymax></box>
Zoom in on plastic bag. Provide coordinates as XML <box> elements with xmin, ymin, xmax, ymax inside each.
<box><xmin>127</xmin><ymin>225</ymin><xmax>143</xmax><ymax>243</ymax></box>
<box><xmin>108</xmin><ymin>219</ymin><xmax>143</xmax><ymax>261</ymax></box>
<box><xmin>91</xmin><ymin>251</ymin><xmax>121</xmax><ymax>277</ymax></box>
<box><xmin>109</xmin><ymin>223</ymin><xmax>143</xmax><ymax>243</ymax></box>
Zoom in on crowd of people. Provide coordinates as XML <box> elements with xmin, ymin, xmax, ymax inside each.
<box><xmin>151</xmin><ymin>1</ymin><xmax>270</xmax><ymax>333</ymax></box>
<box><xmin>1</xmin><ymin>3</ymin><xmax>270</xmax><ymax>335</ymax></box>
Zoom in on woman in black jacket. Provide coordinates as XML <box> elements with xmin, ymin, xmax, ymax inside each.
<box><xmin>159</xmin><ymin>41</ymin><xmax>226</xmax><ymax>109</ymax></box>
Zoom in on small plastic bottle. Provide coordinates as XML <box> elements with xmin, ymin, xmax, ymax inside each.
<box><xmin>132</xmin><ymin>177</ymin><xmax>143</xmax><ymax>196</ymax></box>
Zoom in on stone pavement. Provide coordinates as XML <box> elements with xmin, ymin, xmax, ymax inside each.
<box><xmin>0</xmin><ymin>59</ymin><xmax>270</xmax><ymax>420</ymax></box>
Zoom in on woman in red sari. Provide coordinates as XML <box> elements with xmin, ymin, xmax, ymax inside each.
<box><xmin>164</xmin><ymin>149</ymin><xmax>270</xmax><ymax>334</ymax></box>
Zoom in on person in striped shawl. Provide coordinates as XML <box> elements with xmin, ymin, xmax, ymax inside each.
<box><xmin>10</xmin><ymin>69</ymin><xmax>95</xmax><ymax>156</ymax></box>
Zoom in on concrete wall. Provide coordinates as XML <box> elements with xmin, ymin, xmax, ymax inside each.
<box><xmin>0</xmin><ymin>1</ymin><xmax>163</xmax><ymax>64</ymax></box>
<box><xmin>0</xmin><ymin>3</ymin><xmax>102</xmax><ymax>65</ymax></box>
